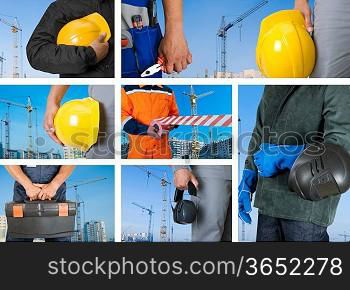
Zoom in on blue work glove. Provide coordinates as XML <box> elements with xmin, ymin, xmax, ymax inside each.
<box><xmin>238</xmin><ymin>169</ymin><xmax>258</xmax><ymax>224</ymax></box>
<box><xmin>254</xmin><ymin>143</ymin><xmax>305</xmax><ymax>177</ymax></box>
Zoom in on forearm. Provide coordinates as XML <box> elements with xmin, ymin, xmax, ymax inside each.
<box><xmin>47</xmin><ymin>85</ymin><xmax>69</xmax><ymax>107</ymax></box>
<box><xmin>50</xmin><ymin>165</ymin><xmax>76</xmax><ymax>188</ymax></box>
<box><xmin>162</xmin><ymin>0</ymin><xmax>184</xmax><ymax>34</ymax></box>
<box><xmin>4</xmin><ymin>166</ymin><xmax>33</xmax><ymax>190</ymax></box>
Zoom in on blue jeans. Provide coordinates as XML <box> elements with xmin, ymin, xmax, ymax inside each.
<box><xmin>256</xmin><ymin>213</ymin><xmax>329</xmax><ymax>242</ymax></box>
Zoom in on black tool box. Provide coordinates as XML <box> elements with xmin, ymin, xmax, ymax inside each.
<box><xmin>5</xmin><ymin>201</ymin><xmax>77</xmax><ymax>239</ymax></box>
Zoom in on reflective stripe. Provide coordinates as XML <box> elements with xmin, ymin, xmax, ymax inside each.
<box><xmin>125</xmin><ymin>89</ymin><xmax>172</xmax><ymax>96</ymax></box>
<box><xmin>122</xmin><ymin>116</ymin><xmax>133</xmax><ymax>129</ymax></box>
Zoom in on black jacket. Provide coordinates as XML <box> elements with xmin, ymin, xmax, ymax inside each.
<box><xmin>27</xmin><ymin>0</ymin><xmax>114</xmax><ymax>78</ymax></box>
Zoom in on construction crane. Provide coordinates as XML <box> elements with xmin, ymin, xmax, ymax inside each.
<box><xmin>0</xmin><ymin>15</ymin><xmax>22</xmax><ymax>78</ymax></box>
<box><xmin>183</xmin><ymin>85</ymin><xmax>214</xmax><ymax>159</ymax></box>
<box><xmin>0</xmin><ymin>97</ymin><xmax>37</xmax><ymax>158</ymax></box>
<box><xmin>132</xmin><ymin>202</ymin><xmax>155</xmax><ymax>242</ymax></box>
<box><xmin>0</xmin><ymin>53</ymin><xmax>5</xmax><ymax>78</ymax></box>
<box><xmin>339</xmin><ymin>232</ymin><xmax>350</xmax><ymax>242</ymax></box>
<box><xmin>67</xmin><ymin>177</ymin><xmax>107</xmax><ymax>242</ymax></box>
<box><xmin>135</xmin><ymin>166</ymin><xmax>171</xmax><ymax>242</ymax></box>
<box><xmin>216</xmin><ymin>0</ymin><xmax>268</xmax><ymax>76</ymax></box>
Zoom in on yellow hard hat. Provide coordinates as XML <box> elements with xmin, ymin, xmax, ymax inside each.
<box><xmin>256</xmin><ymin>10</ymin><xmax>316</xmax><ymax>78</ymax></box>
<box><xmin>57</xmin><ymin>12</ymin><xmax>111</xmax><ymax>46</ymax></box>
<box><xmin>54</xmin><ymin>97</ymin><xmax>100</xmax><ymax>152</ymax></box>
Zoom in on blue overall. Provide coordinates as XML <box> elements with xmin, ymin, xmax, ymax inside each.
<box><xmin>121</xmin><ymin>0</ymin><xmax>163</xmax><ymax>78</ymax></box>
<box><xmin>8</xmin><ymin>165</ymin><xmax>68</xmax><ymax>242</ymax></box>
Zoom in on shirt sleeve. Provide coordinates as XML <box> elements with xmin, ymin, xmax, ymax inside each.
<box><xmin>26</xmin><ymin>2</ymin><xmax>97</xmax><ymax>75</ymax></box>
<box><xmin>323</xmin><ymin>86</ymin><xmax>350</xmax><ymax>150</ymax></box>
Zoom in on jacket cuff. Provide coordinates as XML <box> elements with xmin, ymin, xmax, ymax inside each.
<box><xmin>85</xmin><ymin>46</ymin><xmax>98</xmax><ymax>66</ymax></box>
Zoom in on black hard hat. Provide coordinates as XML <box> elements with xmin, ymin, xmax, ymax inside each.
<box><xmin>288</xmin><ymin>143</ymin><xmax>350</xmax><ymax>201</ymax></box>
<box><xmin>172</xmin><ymin>181</ymin><xmax>198</xmax><ymax>224</ymax></box>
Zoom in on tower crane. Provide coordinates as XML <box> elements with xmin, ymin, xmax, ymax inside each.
<box><xmin>67</xmin><ymin>177</ymin><xmax>107</xmax><ymax>242</ymax></box>
<box><xmin>216</xmin><ymin>0</ymin><xmax>268</xmax><ymax>76</ymax></box>
<box><xmin>135</xmin><ymin>166</ymin><xmax>171</xmax><ymax>242</ymax></box>
<box><xmin>0</xmin><ymin>53</ymin><xmax>5</xmax><ymax>78</ymax></box>
<box><xmin>0</xmin><ymin>16</ymin><xmax>22</xmax><ymax>78</ymax></box>
<box><xmin>183</xmin><ymin>86</ymin><xmax>214</xmax><ymax>159</ymax></box>
<box><xmin>0</xmin><ymin>97</ymin><xmax>37</xmax><ymax>158</ymax></box>
<box><xmin>132</xmin><ymin>202</ymin><xmax>155</xmax><ymax>242</ymax></box>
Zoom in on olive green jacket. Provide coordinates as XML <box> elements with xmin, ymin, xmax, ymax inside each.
<box><xmin>245</xmin><ymin>85</ymin><xmax>350</xmax><ymax>227</ymax></box>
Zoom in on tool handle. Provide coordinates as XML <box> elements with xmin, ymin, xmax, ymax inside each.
<box><xmin>150</xmin><ymin>120</ymin><xmax>163</xmax><ymax>137</ymax></box>
<box><xmin>174</xmin><ymin>181</ymin><xmax>197</xmax><ymax>202</ymax></box>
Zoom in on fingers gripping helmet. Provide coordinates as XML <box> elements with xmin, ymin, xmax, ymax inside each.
<box><xmin>256</xmin><ymin>10</ymin><xmax>316</xmax><ymax>78</ymax></box>
<box><xmin>54</xmin><ymin>97</ymin><xmax>100</xmax><ymax>152</ymax></box>
<box><xmin>172</xmin><ymin>181</ymin><xmax>198</xmax><ymax>224</ymax></box>
<box><xmin>57</xmin><ymin>13</ymin><xmax>111</xmax><ymax>46</ymax></box>
<box><xmin>288</xmin><ymin>144</ymin><xmax>350</xmax><ymax>201</ymax></box>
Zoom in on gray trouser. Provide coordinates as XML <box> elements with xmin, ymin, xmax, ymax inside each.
<box><xmin>86</xmin><ymin>85</ymin><xmax>115</xmax><ymax>159</ymax></box>
<box><xmin>311</xmin><ymin>0</ymin><xmax>350</xmax><ymax>77</ymax></box>
<box><xmin>190</xmin><ymin>166</ymin><xmax>232</xmax><ymax>242</ymax></box>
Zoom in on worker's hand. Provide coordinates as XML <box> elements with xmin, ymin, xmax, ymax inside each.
<box><xmin>24</xmin><ymin>184</ymin><xmax>42</xmax><ymax>201</ymax></box>
<box><xmin>294</xmin><ymin>0</ymin><xmax>313</xmax><ymax>33</ymax></box>
<box><xmin>158</xmin><ymin>31</ymin><xmax>192</xmax><ymax>74</ymax></box>
<box><xmin>147</xmin><ymin>125</ymin><xmax>162</xmax><ymax>139</ymax></box>
<box><xmin>174</xmin><ymin>168</ymin><xmax>199</xmax><ymax>190</ymax></box>
<box><xmin>162</xmin><ymin>125</ymin><xmax>176</xmax><ymax>131</ymax></box>
<box><xmin>90</xmin><ymin>33</ymin><xmax>109</xmax><ymax>63</ymax></box>
<box><xmin>43</xmin><ymin>103</ymin><xmax>63</xmax><ymax>145</ymax></box>
<box><xmin>34</xmin><ymin>183</ymin><xmax>58</xmax><ymax>201</ymax></box>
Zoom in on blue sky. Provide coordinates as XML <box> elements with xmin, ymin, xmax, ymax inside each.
<box><xmin>157</xmin><ymin>0</ymin><xmax>315</xmax><ymax>77</ymax></box>
<box><xmin>0</xmin><ymin>165</ymin><xmax>115</xmax><ymax>240</ymax></box>
<box><xmin>168</xmin><ymin>85</ymin><xmax>232</xmax><ymax>142</ymax></box>
<box><xmin>238</xmin><ymin>85</ymin><xmax>350</xmax><ymax>242</ymax></box>
<box><xmin>0</xmin><ymin>0</ymin><xmax>54</xmax><ymax>77</ymax></box>
<box><xmin>0</xmin><ymin>85</ymin><xmax>88</xmax><ymax>156</ymax></box>
<box><xmin>122</xmin><ymin>166</ymin><xmax>191</xmax><ymax>242</ymax></box>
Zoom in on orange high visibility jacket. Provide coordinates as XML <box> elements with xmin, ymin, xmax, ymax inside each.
<box><xmin>122</xmin><ymin>85</ymin><xmax>179</xmax><ymax>159</ymax></box>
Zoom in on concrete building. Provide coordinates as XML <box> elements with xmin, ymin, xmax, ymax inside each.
<box><xmin>215</xmin><ymin>69</ymin><xmax>263</xmax><ymax>78</ymax></box>
<box><xmin>84</xmin><ymin>221</ymin><xmax>107</xmax><ymax>242</ymax></box>
<box><xmin>123</xmin><ymin>232</ymin><xmax>149</xmax><ymax>242</ymax></box>
<box><xmin>63</xmin><ymin>146</ymin><xmax>84</xmax><ymax>159</ymax></box>
<box><xmin>170</xmin><ymin>138</ymin><xmax>194</xmax><ymax>159</ymax></box>
<box><xmin>0</xmin><ymin>216</ymin><xmax>7</xmax><ymax>242</ymax></box>
<box><xmin>0</xmin><ymin>142</ymin><xmax>62</xmax><ymax>159</ymax></box>
<box><xmin>121</xmin><ymin>142</ymin><xmax>129</xmax><ymax>159</ymax></box>
<box><xmin>200</xmin><ymin>137</ymin><xmax>232</xmax><ymax>159</ymax></box>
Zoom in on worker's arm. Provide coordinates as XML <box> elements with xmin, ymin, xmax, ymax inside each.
<box><xmin>294</xmin><ymin>0</ymin><xmax>313</xmax><ymax>32</ymax></box>
<box><xmin>158</xmin><ymin>0</ymin><xmax>192</xmax><ymax>74</ymax></box>
<box><xmin>37</xmin><ymin>166</ymin><xmax>76</xmax><ymax>200</ymax></box>
<box><xmin>121</xmin><ymin>88</ymin><xmax>160</xmax><ymax>138</ymax></box>
<box><xmin>169</xmin><ymin>92</ymin><xmax>180</xmax><ymax>116</ymax></box>
<box><xmin>26</xmin><ymin>2</ymin><xmax>108</xmax><ymax>75</ymax></box>
<box><xmin>43</xmin><ymin>85</ymin><xmax>70</xmax><ymax>145</ymax></box>
<box><xmin>163</xmin><ymin>91</ymin><xmax>180</xmax><ymax>131</ymax></box>
<box><xmin>173</xmin><ymin>166</ymin><xmax>199</xmax><ymax>190</ymax></box>
<box><xmin>4</xmin><ymin>166</ymin><xmax>42</xmax><ymax>201</ymax></box>
<box><xmin>323</xmin><ymin>86</ymin><xmax>350</xmax><ymax>150</ymax></box>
